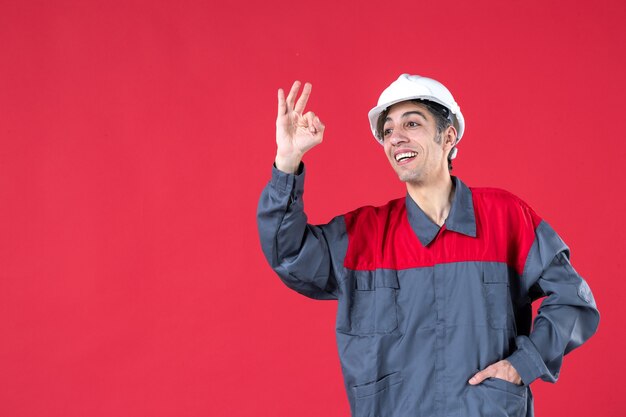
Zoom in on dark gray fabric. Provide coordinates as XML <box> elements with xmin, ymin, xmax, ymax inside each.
<box><xmin>257</xmin><ymin>165</ymin><xmax>599</xmax><ymax>417</ymax></box>
<box><xmin>444</xmin><ymin>177</ymin><xmax>477</xmax><ymax>238</ymax></box>
<box><xmin>257</xmin><ymin>164</ymin><xmax>346</xmax><ymax>299</ymax></box>
<box><xmin>506</xmin><ymin>221</ymin><xmax>600</xmax><ymax>385</ymax></box>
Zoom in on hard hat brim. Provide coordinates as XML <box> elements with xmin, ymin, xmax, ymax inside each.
<box><xmin>368</xmin><ymin>95</ymin><xmax>465</xmax><ymax>147</ymax></box>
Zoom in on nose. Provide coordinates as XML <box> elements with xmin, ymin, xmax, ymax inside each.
<box><xmin>388</xmin><ymin>129</ymin><xmax>408</xmax><ymax>146</ymax></box>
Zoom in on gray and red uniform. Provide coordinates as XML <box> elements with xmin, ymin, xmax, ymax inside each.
<box><xmin>257</xmin><ymin>165</ymin><xmax>599</xmax><ymax>417</ymax></box>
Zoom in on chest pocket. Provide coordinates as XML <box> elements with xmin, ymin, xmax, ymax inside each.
<box><xmin>482</xmin><ymin>264</ymin><xmax>514</xmax><ymax>330</ymax></box>
<box><xmin>338</xmin><ymin>270</ymin><xmax>400</xmax><ymax>335</ymax></box>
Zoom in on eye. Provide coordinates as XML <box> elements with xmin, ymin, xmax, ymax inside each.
<box><xmin>383</xmin><ymin>127</ymin><xmax>393</xmax><ymax>137</ymax></box>
<box><xmin>407</xmin><ymin>121</ymin><xmax>420</xmax><ymax>128</ymax></box>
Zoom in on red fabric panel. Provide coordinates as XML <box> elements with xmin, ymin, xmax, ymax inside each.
<box><xmin>344</xmin><ymin>188</ymin><xmax>542</xmax><ymax>275</ymax></box>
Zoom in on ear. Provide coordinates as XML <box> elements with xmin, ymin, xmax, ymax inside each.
<box><xmin>442</xmin><ymin>125</ymin><xmax>458</xmax><ymax>152</ymax></box>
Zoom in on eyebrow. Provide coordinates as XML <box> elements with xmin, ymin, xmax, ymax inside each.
<box><xmin>384</xmin><ymin>111</ymin><xmax>428</xmax><ymax>123</ymax></box>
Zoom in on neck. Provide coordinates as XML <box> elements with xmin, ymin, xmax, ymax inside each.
<box><xmin>406</xmin><ymin>175</ymin><xmax>455</xmax><ymax>227</ymax></box>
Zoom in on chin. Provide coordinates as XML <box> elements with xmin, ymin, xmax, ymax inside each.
<box><xmin>397</xmin><ymin>171</ymin><xmax>422</xmax><ymax>183</ymax></box>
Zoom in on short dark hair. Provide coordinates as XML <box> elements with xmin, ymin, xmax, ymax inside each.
<box><xmin>376</xmin><ymin>100</ymin><xmax>455</xmax><ymax>171</ymax></box>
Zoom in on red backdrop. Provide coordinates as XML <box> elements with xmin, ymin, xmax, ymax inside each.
<box><xmin>1</xmin><ymin>0</ymin><xmax>624</xmax><ymax>416</ymax></box>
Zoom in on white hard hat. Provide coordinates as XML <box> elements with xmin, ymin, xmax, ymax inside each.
<box><xmin>368</xmin><ymin>74</ymin><xmax>465</xmax><ymax>159</ymax></box>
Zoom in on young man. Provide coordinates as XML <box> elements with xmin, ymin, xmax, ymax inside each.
<box><xmin>257</xmin><ymin>74</ymin><xmax>599</xmax><ymax>417</ymax></box>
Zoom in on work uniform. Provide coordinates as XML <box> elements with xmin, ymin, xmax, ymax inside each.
<box><xmin>257</xmin><ymin>164</ymin><xmax>599</xmax><ymax>417</ymax></box>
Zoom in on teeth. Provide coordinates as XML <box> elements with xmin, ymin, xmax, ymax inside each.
<box><xmin>395</xmin><ymin>152</ymin><xmax>417</xmax><ymax>162</ymax></box>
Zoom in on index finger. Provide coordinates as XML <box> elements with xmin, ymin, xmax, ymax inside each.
<box><xmin>468</xmin><ymin>367</ymin><xmax>494</xmax><ymax>385</ymax></box>
<box><xmin>294</xmin><ymin>82</ymin><xmax>312</xmax><ymax>114</ymax></box>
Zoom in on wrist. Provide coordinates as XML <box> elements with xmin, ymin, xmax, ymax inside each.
<box><xmin>274</xmin><ymin>154</ymin><xmax>303</xmax><ymax>174</ymax></box>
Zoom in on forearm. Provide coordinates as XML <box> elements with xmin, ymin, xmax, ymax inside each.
<box><xmin>257</xmin><ymin>164</ymin><xmax>341</xmax><ymax>300</ymax></box>
<box><xmin>508</xmin><ymin>221</ymin><xmax>600</xmax><ymax>384</ymax></box>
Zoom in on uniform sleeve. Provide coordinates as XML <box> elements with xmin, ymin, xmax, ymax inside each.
<box><xmin>256</xmin><ymin>164</ymin><xmax>347</xmax><ymax>300</ymax></box>
<box><xmin>507</xmin><ymin>220</ymin><xmax>600</xmax><ymax>385</ymax></box>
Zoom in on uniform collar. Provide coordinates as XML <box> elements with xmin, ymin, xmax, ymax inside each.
<box><xmin>405</xmin><ymin>176</ymin><xmax>477</xmax><ymax>247</ymax></box>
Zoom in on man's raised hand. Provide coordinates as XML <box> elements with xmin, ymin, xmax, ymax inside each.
<box><xmin>275</xmin><ymin>81</ymin><xmax>325</xmax><ymax>174</ymax></box>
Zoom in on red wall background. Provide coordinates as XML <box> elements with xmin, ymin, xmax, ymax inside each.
<box><xmin>1</xmin><ymin>0</ymin><xmax>625</xmax><ymax>416</ymax></box>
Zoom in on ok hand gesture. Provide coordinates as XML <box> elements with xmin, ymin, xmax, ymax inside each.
<box><xmin>275</xmin><ymin>81</ymin><xmax>325</xmax><ymax>173</ymax></box>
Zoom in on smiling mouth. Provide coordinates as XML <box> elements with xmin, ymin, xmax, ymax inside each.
<box><xmin>395</xmin><ymin>151</ymin><xmax>418</xmax><ymax>163</ymax></box>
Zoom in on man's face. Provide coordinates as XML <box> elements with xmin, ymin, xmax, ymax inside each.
<box><xmin>382</xmin><ymin>101</ymin><xmax>452</xmax><ymax>184</ymax></box>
